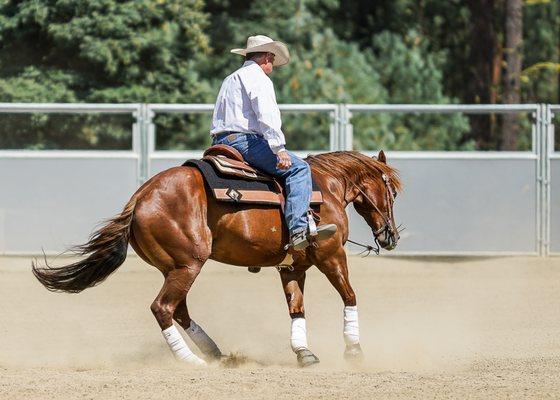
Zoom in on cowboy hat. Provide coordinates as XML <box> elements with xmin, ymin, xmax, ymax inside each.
<box><xmin>230</xmin><ymin>35</ymin><xmax>290</xmax><ymax>67</ymax></box>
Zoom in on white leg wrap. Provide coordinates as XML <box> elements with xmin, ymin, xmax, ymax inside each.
<box><xmin>343</xmin><ymin>306</ymin><xmax>360</xmax><ymax>345</ymax></box>
<box><xmin>186</xmin><ymin>320</ymin><xmax>221</xmax><ymax>357</ymax></box>
<box><xmin>162</xmin><ymin>325</ymin><xmax>206</xmax><ymax>365</ymax></box>
<box><xmin>290</xmin><ymin>317</ymin><xmax>308</xmax><ymax>352</ymax></box>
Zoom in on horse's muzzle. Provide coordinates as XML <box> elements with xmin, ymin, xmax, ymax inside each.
<box><xmin>374</xmin><ymin>228</ymin><xmax>399</xmax><ymax>250</ymax></box>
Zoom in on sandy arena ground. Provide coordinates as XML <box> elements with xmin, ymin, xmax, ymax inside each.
<box><xmin>1</xmin><ymin>255</ymin><xmax>560</xmax><ymax>399</ymax></box>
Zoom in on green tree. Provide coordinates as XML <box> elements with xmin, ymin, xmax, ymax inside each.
<box><xmin>4</xmin><ymin>0</ymin><xmax>555</xmax><ymax>151</ymax></box>
<box><xmin>522</xmin><ymin>0</ymin><xmax>560</xmax><ymax>104</ymax></box>
<box><xmin>354</xmin><ymin>31</ymin><xmax>472</xmax><ymax>151</ymax></box>
<box><xmin>203</xmin><ymin>0</ymin><xmax>470</xmax><ymax>151</ymax></box>
<box><xmin>0</xmin><ymin>0</ymin><xmax>211</xmax><ymax>149</ymax></box>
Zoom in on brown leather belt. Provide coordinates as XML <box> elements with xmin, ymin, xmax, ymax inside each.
<box><xmin>213</xmin><ymin>132</ymin><xmax>263</xmax><ymax>139</ymax></box>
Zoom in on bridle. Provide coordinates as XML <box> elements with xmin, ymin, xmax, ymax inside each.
<box><xmin>350</xmin><ymin>173</ymin><xmax>397</xmax><ymax>240</ymax></box>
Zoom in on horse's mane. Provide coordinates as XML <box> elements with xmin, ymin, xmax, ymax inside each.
<box><xmin>306</xmin><ymin>151</ymin><xmax>402</xmax><ymax>192</ymax></box>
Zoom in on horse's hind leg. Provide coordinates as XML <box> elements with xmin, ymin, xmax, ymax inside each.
<box><xmin>151</xmin><ymin>266</ymin><xmax>206</xmax><ymax>365</ymax></box>
<box><xmin>173</xmin><ymin>299</ymin><xmax>222</xmax><ymax>360</ymax></box>
<box><xmin>279</xmin><ymin>267</ymin><xmax>320</xmax><ymax>367</ymax></box>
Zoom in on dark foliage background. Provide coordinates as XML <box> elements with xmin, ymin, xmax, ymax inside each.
<box><xmin>0</xmin><ymin>0</ymin><xmax>558</xmax><ymax>150</ymax></box>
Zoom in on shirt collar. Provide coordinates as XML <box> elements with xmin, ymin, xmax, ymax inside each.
<box><xmin>241</xmin><ymin>60</ymin><xmax>268</xmax><ymax>78</ymax></box>
<box><xmin>242</xmin><ymin>60</ymin><xmax>258</xmax><ymax>68</ymax></box>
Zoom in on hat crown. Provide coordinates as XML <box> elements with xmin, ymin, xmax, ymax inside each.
<box><xmin>246</xmin><ymin>35</ymin><xmax>274</xmax><ymax>49</ymax></box>
<box><xmin>230</xmin><ymin>35</ymin><xmax>290</xmax><ymax>66</ymax></box>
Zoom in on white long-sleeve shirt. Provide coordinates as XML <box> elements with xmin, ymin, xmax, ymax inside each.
<box><xmin>210</xmin><ymin>60</ymin><xmax>286</xmax><ymax>154</ymax></box>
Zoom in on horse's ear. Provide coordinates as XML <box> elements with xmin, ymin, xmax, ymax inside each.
<box><xmin>377</xmin><ymin>150</ymin><xmax>387</xmax><ymax>164</ymax></box>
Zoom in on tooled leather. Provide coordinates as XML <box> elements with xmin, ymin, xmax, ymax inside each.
<box><xmin>203</xmin><ymin>144</ymin><xmax>244</xmax><ymax>162</ymax></box>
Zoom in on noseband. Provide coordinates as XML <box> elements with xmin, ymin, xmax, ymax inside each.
<box><xmin>350</xmin><ymin>174</ymin><xmax>396</xmax><ymax>239</ymax></box>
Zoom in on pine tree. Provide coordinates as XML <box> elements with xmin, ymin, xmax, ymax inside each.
<box><xmin>0</xmin><ymin>0</ymin><xmax>211</xmax><ymax>149</ymax></box>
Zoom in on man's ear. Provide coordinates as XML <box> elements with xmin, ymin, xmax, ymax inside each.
<box><xmin>377</xmin><ymin>150</ymin><xmax>387</xmax><ymax>164</ymax></box>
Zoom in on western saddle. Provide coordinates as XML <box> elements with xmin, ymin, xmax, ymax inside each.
<box><xmin>203</xmin><ymin>144</ymin><xmax>273</xmax><ymax>182</ymax></box>
<box><xmin>197</xmin><ymin>144</ymin><xmax>323</xmax><ymax>206</ymax></box>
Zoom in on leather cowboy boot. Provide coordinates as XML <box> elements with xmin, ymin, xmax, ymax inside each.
<box><xmin>291</xmin><ymin>223</ymin><xmax>338</xmax><ymax>251</ymax></box>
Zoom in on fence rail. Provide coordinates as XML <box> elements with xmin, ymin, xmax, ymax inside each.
<box><xmin>0</xmin><ymin>103</ymin><xmax>558</xmax><ymax>256</ymax></box>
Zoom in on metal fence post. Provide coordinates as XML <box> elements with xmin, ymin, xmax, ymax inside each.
<box><xmin>132</xmin><ymin>105</ymin><xmax>143</xmax><ymax>187</ymax></box>
<box><xmin>543</xmin><ymin>104</ymin><xmax>553</xmax><ymax>256</ymax></box>
<box><xmin>329</xmin><ymin>107</ymin><xmax>338</xmax><ymax>151</ymax></box>
<box><xmin>339</xmin><ymin>104</ymin><xmax>353</xmax><ymax>151</ymax></box>
<box><xmin>534</xmin><ymin>105</ymin><xmax>541</xmax><ymax>256</ymax></box>
<box><xmin>535</xmin><ymin>103</ymin><xmax>553</xmax><ymax>257</ymax></box>
<box><xmin>137</xmin><ymin>104</ymin><xmax>151</xmax><ymax>186</ymax></box>
<box><xmin>145</xmin><ymin>105</ymin><xmax>156</xmax><ymax>183</ymax></box>
<box><xmin>536</xmin><ymin>104</ymin><xmax>545</xmax><ymax>256</ymax></box>
<box><xmin>335</xmin><ymin>104</ymin><xmax>342</xmax><ymax>151</ymax></box>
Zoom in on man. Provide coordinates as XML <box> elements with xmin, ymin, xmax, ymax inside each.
<box><xmin>210</xmin><ymin>35</ymin><xmax>336</xmax><ymax>250</ymax></box>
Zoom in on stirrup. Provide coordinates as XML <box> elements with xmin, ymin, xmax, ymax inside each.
<box><xmin>288</xmin><ymin>231</ymin><xmax>310</xmax><ymax>251</ymax></box>
<box><xmin>308</xmin><ymin>210</ymin><xmax>318</xmax><ymax>238</ymax></box>
<box><xmin>284</xmin><ymin>223</ymin><xmax>338</xmax><ymax>251</ymax></box>
<box><xmin>284</xmin><ymin>211</ymin><xmax>315</xmax><ymax>251</ymax></box>
<box><xmin>284</xmin><ymin>210</ymin><xmax>320</xmax><ymax>251</ymax></box>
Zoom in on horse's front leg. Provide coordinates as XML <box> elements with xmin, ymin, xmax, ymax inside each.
<box><xmin>278</xmin><ymin>266</ymin><xmax>320</xmax><ymax>367</ymax></box>
<box><xmin>315</xmin><ymin>247</ymin><xmax>363</xmax><ymax>362</ymax></box>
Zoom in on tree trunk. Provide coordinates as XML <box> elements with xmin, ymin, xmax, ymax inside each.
<box><xmin>465</xmin><ymin>0</ymin><xmax>498</xmax><ymax>149</ymax></box>
<box><xmin>501</xmin><ymin>0</ymin><xmax>523</xmax><ymax>150</ymax></box>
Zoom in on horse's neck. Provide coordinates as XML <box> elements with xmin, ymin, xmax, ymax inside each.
<box><xmin>320</xmin><ymin>172</ymin><xmax>360</xmax><ymax>208</ymax></box>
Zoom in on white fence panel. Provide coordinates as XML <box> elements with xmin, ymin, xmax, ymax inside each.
<box><xmin>0</xmin><ymin>152</ymin><xmax>138</xmax><ymax>254</ymax></box>
<box><xmin>347</xmin><ymin>153</ymin><xmax>538</xmax><ymax>255</ymax></box>
<box><xmin>343</xmin><ymin>104</ymin><xmax>541</xmax><ymax>255</ymax></box>
<box><xmin>0</xmin><ymin>103</ymin><xmax>555</xmax><ymax>256</ymax></box>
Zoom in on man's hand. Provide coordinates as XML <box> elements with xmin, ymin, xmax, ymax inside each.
<box><xmin>276</xmin><ymin>150</ymin><xmax>292</xmax><ymax>170</ymax></box>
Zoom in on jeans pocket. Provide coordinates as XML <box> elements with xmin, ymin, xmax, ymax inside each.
<box><xmin>215</xmin><ymin>134</ymin><xmax>248</xmax><ymax>154</ymax></box>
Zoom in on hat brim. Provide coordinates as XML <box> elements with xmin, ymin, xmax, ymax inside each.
<box><xmin>230</xmin><ymin>41</ymin><xmax>290</xmax><ymax>67</ymax></box>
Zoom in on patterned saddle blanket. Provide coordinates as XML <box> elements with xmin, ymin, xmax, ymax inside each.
<box><xmin>182</xmin><ymin>145</ymin><xmax>323</xmax><ymax>206</ymax></box>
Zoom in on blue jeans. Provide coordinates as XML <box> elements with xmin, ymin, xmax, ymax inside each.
<box><xmin>212</xmin><ymin>133</ymin><xmax>311</xmax><ymax>235</ymax></box>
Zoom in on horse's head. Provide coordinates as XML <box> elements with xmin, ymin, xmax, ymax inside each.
<box><xmin>351</xmin><ymin>150</ymin><xmax>401</xmax><ymax>250</ymax></box>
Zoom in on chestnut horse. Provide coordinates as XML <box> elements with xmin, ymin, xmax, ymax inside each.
<box><xmin>32</xmin><ymin>150</ymin><xmax>401</xmax><ymax>367</ymax></box>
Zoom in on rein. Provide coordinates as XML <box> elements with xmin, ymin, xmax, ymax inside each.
<box><xmin>346</xmin><ymin>238</ymin><xmax>380</xmax><ymax>256</ymax></box>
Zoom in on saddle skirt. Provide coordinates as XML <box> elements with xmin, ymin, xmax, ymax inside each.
<box><xmin>182</xmin><ymin>145</ymin><xmax>323</xmax><ymax>207</ymax></box>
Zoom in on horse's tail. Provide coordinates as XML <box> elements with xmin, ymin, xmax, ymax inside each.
<box><xmin>32</xmin><ymin>196</ymin><xmax>138</xmax><ymax>293</ymax></box>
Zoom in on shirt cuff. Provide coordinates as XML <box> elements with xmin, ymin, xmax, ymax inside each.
<box><xmin>270</xmin><ymin>145</ymin><xmax>286</xmax><ymax>154</ymax></box>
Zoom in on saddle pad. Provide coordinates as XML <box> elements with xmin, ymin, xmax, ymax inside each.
<box><xmin>183</xmin><ymin>159</ymin><xmax>323</xmax><ymax>206</ymax></box>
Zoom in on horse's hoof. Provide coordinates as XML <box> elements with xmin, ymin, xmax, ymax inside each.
<box><xmin>344</xmin><ymin>343</ymin><xmax>364</xmax><ymax>362</ymax></box>
<box><xmin>296</xmin><ymin>349</ymin><xmax>320</xmax><ymax>367</ymax></box>
<box><xmin>206</xmin><ymin>350</ymin><xmax>224</xmax><ymax>362</ymax></box>
<box><xmin>248</xmin><ymin>267</ymin><xmax>261</xmax><ymax>273</ymax></box>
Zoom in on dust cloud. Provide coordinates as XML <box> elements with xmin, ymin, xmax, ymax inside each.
<box><xmin>1</xmin><ymin>255</ymin><xmax>559</xmax><ymax>399</ymax></box>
